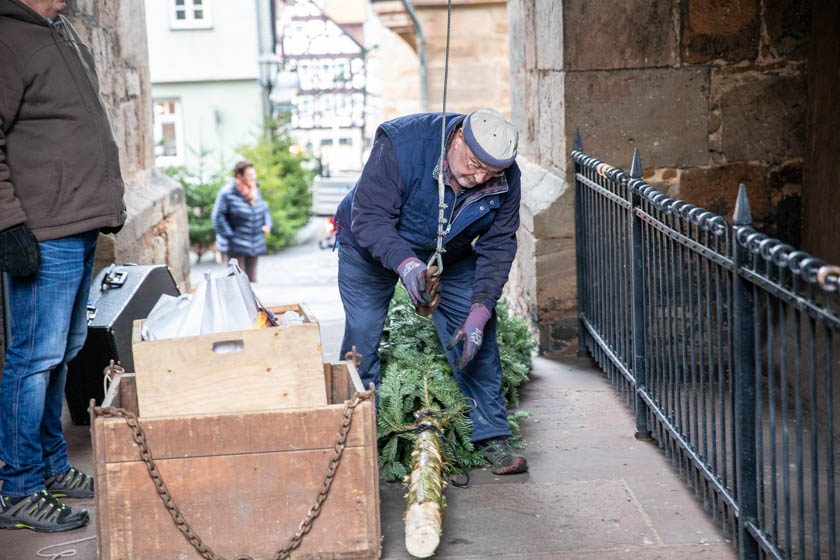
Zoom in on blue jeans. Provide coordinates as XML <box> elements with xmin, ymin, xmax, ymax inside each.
<box><xmin>338</xmin><ymin>244</ymin><xmax>510</xmax><ymax>442</ymax></box>
<box><xmin>0</xmin><ymin>230</ymin><xmax>98</xmax><ymax>497</ymax></box>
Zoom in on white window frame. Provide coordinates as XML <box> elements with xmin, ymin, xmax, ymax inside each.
<box><xmin>153</xmin><ymin>98</ymin><xmax>184</xmax><ymax>167</ymax></box>
<box><xmin>170</xmin><ymin>0</ymin><xmax>212</xmax><ymax>30</ymax></box>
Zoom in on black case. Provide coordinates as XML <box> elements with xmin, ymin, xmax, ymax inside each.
<box><xmin>65</xmin><ymin>264</ymin><xmax>180</xmax><ymax>425</ymax></box>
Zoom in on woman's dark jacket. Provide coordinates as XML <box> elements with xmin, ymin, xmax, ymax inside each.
<box><xmin>212</xmin><ymin>183</ymin><xmax>272</xmax><ymax>257</ymax></box>
<box><xmin>335</xmin><ymin>112</ymin><xmax>521</xmax><ymax>310</ymax></box>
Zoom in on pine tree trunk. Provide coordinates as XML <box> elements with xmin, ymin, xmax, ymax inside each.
<box><xmin>404</xmin><ymin>419</ymin><xmax>446</xmax><ymax>558</ymax></box>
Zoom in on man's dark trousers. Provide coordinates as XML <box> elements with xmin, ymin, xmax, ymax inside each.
<box><xmin>337</xmin><ymin>243</ymin><xmax>511</xmax><ymax>442</ymax></box>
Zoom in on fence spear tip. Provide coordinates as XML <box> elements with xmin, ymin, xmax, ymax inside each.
<box><xmin>630</xmin><ymin>148</ymin><xmax>642</xmax><ymax>178</ymax></box>
<box><xmin>733</xmin><ymin>183</ymin><xmax>752</xmax><ymax>226</ymax></box>
<box><xmin>573</xmin><ymin>128</ymin><xmax>582</xmax><ymax>151</ymax></box>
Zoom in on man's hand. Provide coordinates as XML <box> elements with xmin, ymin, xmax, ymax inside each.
<box><xmin>447</xmin><ymin>303</ymin><xmax>492</xmax><ymax>369</ymax></box>
<box><xmin>415</xmin><ymin>266</ymin><xmax>441</xmax><ymax>316</ymax></box>
<box><xmin>0</xmin><ymin>224</ymin><xmax>40</xmax><ymax>278</ymax></box>
<box><xmin>397</xmin><ymin>256</ymin><xmax>430</xmax><ymax>308</ymax></box>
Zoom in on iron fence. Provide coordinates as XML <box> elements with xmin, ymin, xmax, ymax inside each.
<box><xmin>573</xmin><ymin>140</ymin><xmax>840</xmax><ymax>560</ymax></box>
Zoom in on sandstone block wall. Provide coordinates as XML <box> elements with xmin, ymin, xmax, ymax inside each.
<box><xmin>371</xmin><ymin>0</ymin><xmax>511</xmax><ymax>117</ymax></box>
<box><xmin>507</xmin><ymin>0</ymin><xmax>810</xmax><ymax>354</ymax></box>
<box><xmin>66</xmin><ymin>1</ymin><xmax>190</xmax><ymax>290</ymax></box>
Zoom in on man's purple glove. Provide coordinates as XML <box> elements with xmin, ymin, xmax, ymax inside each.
<box><xmin>447</xmin><ymin>303</ymin><xmax>492</xmax><ymax>369</ymax></box>
<box><xmin>397</xmin><ymin>256</ymin><xmax>430</xmax><ymax>307</ymax></box>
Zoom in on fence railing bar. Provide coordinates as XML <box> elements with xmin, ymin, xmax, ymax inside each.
<box><xmin>580</xmin><ymin>315</ymin><xmax>636</xmax><ymax>385</ymax></box>
<box><xmin>637</xmin><ymin>386</ymin><xmax>740</xmax><ymax>514</ymax></box>
<box><xmin>754</xmin><ymin>282</ymin><xmax>765</xmax><ymax>533</ymax></box>
<box><xmin>630</xmin><ymin>148</ymin><xmax>650</xmax><ymax>438</ymax></box>
<box><xmin>595</xmin><ymin>167</ymin><xmax>608</xmax><ymax>370</ymax></box>
<box><xmin>737</xmin><ymin>268</ymin><xmax>840</xmax><ymax>329</ymax></box>
<box><xmin>677</xmin><ymin>221</ymin><xmax>688</xmax><ymax>453</ymax></box>
<box><xmin>745</xmin><ymin>521</ymin><xmax>786</xmax><ymax>560</ymax></box>
<box><xmin>667</xmin><ymin>222</ymin><xmax>681</xmax><ymax>454</ymax></box>
<box><xmin>714</xmin><ymin>232</ymin><xmax>727</xmax><ymax>491</ymax></box>
<box><xmin>733</xmin><ymin>185</ymin><xmax>760</xmax><ymax>560</ymax></box>
<box><xmin>635</xmin><ymin>208</ymin><xmax>734</xmax><ymax>270</ymax></box>
<box><xmin>649</xmin><ymin>219</ymin><xmax>666</xmax><ymax>440</ymax></box>
<box><xmin>688</xmin><ymin>230</ymin><xmax>701</xmax><ymax>495</ymax></box>
<box><xmin>779</xmin><ymin>267</ymin><xmax>793</xmax><ymax>556</ymax></box>
<box><xmin>611</xmin><ymin>175</ymin><xmax>621</xmax><ymax>381</ymax></box>
<box><xmin>574</xmin><ymin>153</ymin><xmax>587</xmax><ymax>353</ymax></box>
<box><xmin>825</xmin><ymin>326</ymin><xmax>836</xmax><ymax>560</ymax></box>
<box><xmin>575</xmin><ymin>172</ymin><xmax>632</xmax><ymax>209</ymax></box>
<box><xmin>727</xmin><ymin>229</ymin><xmax>737</xmax><ymax>538</ymax></box>
<box><xmin>768</xmin><ymin>289</ymin><xmax>779</xmax><ymax>542</ymax></box>
<box><xmin>701</xmin><ymin>227</ymin><xmax>713</xmax><ymax>511</ymax></box>
<box><xmin>807</xmin><ymin>304</ymin><xmax>820</xmax><ymax>560</ymax></box>
<box><xmin>792</xmin><ymin>279</ymin><xmax>806</xmax><ymax>560</ymax></box>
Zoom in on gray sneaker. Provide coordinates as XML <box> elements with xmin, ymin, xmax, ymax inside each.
<box><xmin>45</xmin><ymin>466</ymin><xmax>94</xmax><ymax>499</ymax></box>
<box><xmin>476</xmin><ymin>437</ymin><xmax>529</xmax><ymax>475</ymax></box>
<box><xmin>0</xmin><ymin>490</ymin><xmax>89</xmax><ymax>532</ymax></box>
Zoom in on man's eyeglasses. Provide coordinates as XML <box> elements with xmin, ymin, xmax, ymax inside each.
<box><xmin>464</xmin><ymin>155</ymin><xmax>506</xmax><ymax>179</ymax></box>
<box><xmin>459</xmin><ymin>131</ymin><xmax>506</xmax><ymax>179</ymax></box>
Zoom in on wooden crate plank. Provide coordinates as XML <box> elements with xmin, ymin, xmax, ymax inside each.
<box><xmin>98</xmin><ymin>448</ymin><xmax>377</xmax><ymax>560</ymax></box>
<box><xmin>362</xmin><ymin>390</ymin><xmax>382</xmax><ymax>555</ymax></box>
<box><xmin>132</xmin><ymin>304</ymin><xmax>327</xmax><ymax>417</ymax></box>
<box><xmin>323</xmin><ymin>363</ymin><xmax>335</xmax><ymax>403</ymax></box>
<box><xmin>99</xmin><ymin>401</ymin><xmax>374</xmax><ymax>463</ymax></box>
<box><xmin>91</xmin><ymin>403</ymin><xmax>112</xmax><ymax>559</ymax></box>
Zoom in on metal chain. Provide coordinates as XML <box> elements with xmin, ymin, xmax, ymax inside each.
<box><xmin>93</xmin><ymin>390</ymin><xmax>372</xmax><ymax>560</ymax></box>
<box><xmin>427</xmin><ymin>0</ymin><xmax>453</xmax><ymax>274</ymax></box>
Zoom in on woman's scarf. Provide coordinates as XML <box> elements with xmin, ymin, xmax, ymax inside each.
<box><xmin>235</xmin><ymin>178</ymin><xmax>256</xmax><ymax>204</ymax></box>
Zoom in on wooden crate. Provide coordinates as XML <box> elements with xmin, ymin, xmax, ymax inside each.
<box><xmin>132</xmin><ymin>303</ymin><xmax>328</xmax><ymax>418</ymax></box>
<box><xmin>91</xmin><ymin>363</ymin><xmax>381</xmax><ymax>560</ymax></box>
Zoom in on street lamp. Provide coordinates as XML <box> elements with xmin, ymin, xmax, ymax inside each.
<box><xmin>258</xmin><ymin>53</ymin><xmax>299</xmax><ymax>124</ymax></box>
<box><xmin>258</xmin><ymin>53</ymin><xmax>282</xmax><ymax>122</ymax></box>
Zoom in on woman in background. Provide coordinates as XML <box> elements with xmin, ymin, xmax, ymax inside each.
<box><xmin>211</xmin><ymin>160</ymin><xmax>272</xmax><ymax>282</ymax></box>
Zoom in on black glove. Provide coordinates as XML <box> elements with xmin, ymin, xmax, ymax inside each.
<box><xmin>0</xmin><ymin>224</ymin><xmax>40</xmax><ymax>278</ymax></box>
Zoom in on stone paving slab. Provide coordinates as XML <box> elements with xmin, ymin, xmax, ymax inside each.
<box><xmin>382</xmin><ymin>479</ymin><xmax>664</xmax><ymax>559</ymax></box>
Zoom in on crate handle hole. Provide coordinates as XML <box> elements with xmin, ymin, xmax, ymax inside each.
<box><xmin>212</xmin><ymin>340</ymin><xmax>245</xmax><ymax>354</ymax></box>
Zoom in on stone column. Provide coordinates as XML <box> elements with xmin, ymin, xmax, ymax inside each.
<box><xmin>802</xmin><ymin>0</ymin><xmax>840</xmax><ymax>265</ymax></box>
<box><xmin>65</xmin><ymin>0</ymin><xmax>190</xmax><ymax>289</ymax></box>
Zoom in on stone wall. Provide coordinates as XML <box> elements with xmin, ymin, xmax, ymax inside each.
<box><xmin>370</xmin><ymin>0</ymin><xmax>510</xmax><ymax>116</ymax></box>
<box><xmin>507</xmin><ymin>0</ymin><xmax>811</xmax><ymax>354</ymax></box>
<box><xmin>65</xmin><ymin>1</ymin><xmax>190</xmax><ymax>290</ymax></box>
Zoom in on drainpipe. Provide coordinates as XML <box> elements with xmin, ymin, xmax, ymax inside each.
<box><xmin>400</xmin><ymin>0</ymin><xmax>429</xmax><ymax>112</ymax></box>
<box><xmin>255</xmin><ymin>0</ymin><xmax>275</xmax><ymax>123</ymax></box>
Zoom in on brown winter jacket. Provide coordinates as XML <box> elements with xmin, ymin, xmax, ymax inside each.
<box><xmin>0</xmin><ymin>0</ymin><xmax>126</xmax><ymax>241</ymax></box>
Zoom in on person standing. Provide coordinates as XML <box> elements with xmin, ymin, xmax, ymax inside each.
<box><xmin>211</xmin><ymin>160</ymin><xmax>272</xmax><ymax>282</ymax></box>
<box><xmin>334</xmin><ymin>109</ymin><xmax>527</xmax><ymax>475</ymax></box>
<box><xmin>0</xmin><ymin>0</ymin><xmax>126</xmax><ymax>532</ymax></box>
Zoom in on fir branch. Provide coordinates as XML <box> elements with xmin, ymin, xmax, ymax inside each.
<box><xmin>377</xmin><ymin>287</ymin><xmax>535</xmax><ymax>481</ymax></box>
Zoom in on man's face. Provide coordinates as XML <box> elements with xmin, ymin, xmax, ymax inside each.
<box><xmin>21</xmin><ymin>0</ymin><xmax>66</xmax><ymax>20</ymax></box>
<box><xmin>447</xmin><ymin>129</ymin><xmax>506</xmax><ymax>189</ymax></box>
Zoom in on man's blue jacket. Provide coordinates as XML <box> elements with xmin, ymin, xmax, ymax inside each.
<box><xmin>335</xmin><ymin>112</ymin><xmax>521</xmax><ymax>310</ymax></box>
